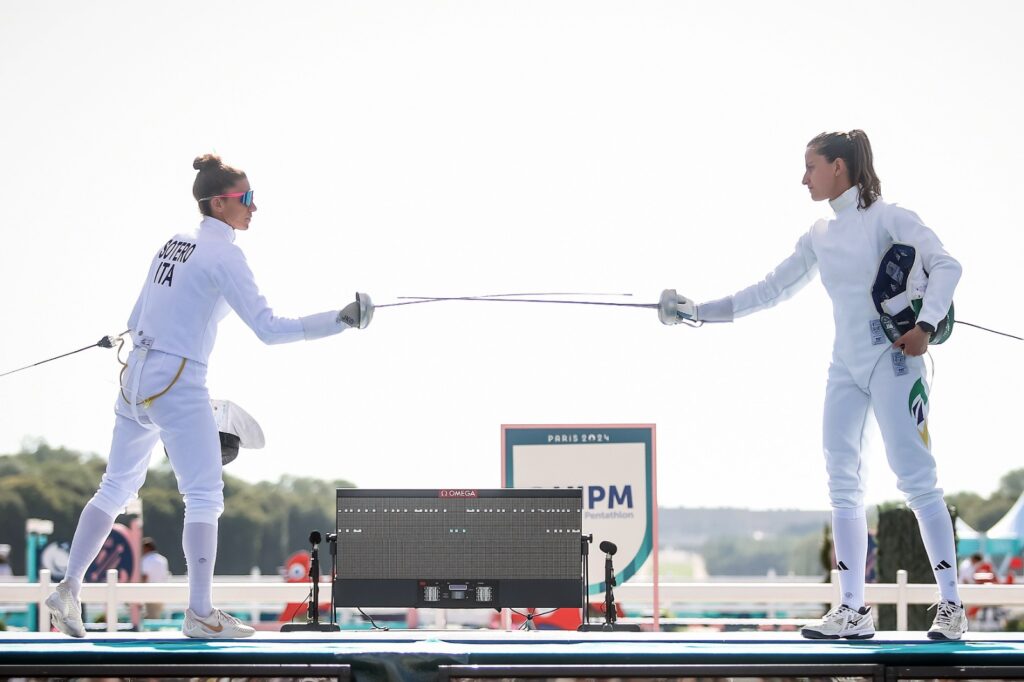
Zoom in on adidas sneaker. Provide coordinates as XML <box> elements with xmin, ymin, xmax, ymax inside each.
<box><xmin>801</xmin><ymin>604</ymin><xmax>875</xmax><ymax>640</ymax></box>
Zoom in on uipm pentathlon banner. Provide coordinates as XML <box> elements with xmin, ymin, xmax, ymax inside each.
<box><xmin>501</xmin><ymin>424</ymin><xmax>658</xmax><ymax>621</ymax></box>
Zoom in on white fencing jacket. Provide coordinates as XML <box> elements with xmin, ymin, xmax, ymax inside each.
<box><xmin>698</xmin><ymin>186</ymin><xmax>961</xmax><ymax>387</ymax></box>
<box><xmin>127</xmin><ymin>216</ymin><xmax>347</xmax><ymax>363</ymax></box>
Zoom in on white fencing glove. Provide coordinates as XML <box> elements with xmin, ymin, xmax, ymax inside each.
<box><xmin>658</xmin><ymin>289</ymin><xmax>699</xmax><ymax>326</ymax></box>
<box><xmin>339</xmin><ymin>292</ymin><xmax>374</xmax><ymax>329</ymax></box>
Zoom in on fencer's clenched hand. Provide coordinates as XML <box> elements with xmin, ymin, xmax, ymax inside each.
<box><xmin>339</xmin><ymin>292</ymin><xmax>374</xmax><ymax>329</ymax></box>
<box><xmin>893</xmin><ymin>325</ymin><xmax>929</xmax><ymax>357</ymax></box>
<box><xmin>658</xmin><ymin>289</ymin><xmax>699</xmax><ymax>325</ymax></box>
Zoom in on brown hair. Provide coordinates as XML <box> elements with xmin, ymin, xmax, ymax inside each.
<box><xmin>192</xmin><ymin>154</ymin><xmax>247</xmax><ymax>217</ymax></box>
<box><xmin>807</xmin><ymin>130</ymin><xmax>881</xmax><ymax>209</ymax></box>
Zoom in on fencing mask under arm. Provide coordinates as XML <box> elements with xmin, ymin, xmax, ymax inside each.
<box><xmin>871</xmin><ymin>242</ymin><xmax>954</xmax><ymax>344</ymax></box>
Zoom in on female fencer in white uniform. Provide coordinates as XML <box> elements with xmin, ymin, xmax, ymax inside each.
<box><xmin>663</xmin><ymin>130</ymin><xmax>966</xmax><ymax>641</ymax></box>
<box><xmin>46</xmin><ymin>154</ymin><xmax>371</xmax><ymax>639</ymax></box>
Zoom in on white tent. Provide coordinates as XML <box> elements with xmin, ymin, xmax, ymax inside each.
<box><xmin>954</xmin><ymin>496</ymin><xmax>1024</xmax><ymax>559</ymax></box>
<box><xmin>956</xmin><ymin>517</ymin><xmax>981</xmax><ymax>539</ymax></box>
<box><xmin>955</xmin><ymin>517</ymin><xmax>984</xmax><ymax>556</ymax></box>
<box><xmin>970</xmin><ymin>492</ymin><xmax>1024</xmax><ymax>559</ymax></box>
<box><xmin>987</xmin><ymin>492</ymin><xmax>1024</xmax><ymax>542</ymax></box>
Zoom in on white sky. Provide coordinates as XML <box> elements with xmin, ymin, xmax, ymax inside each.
<box><xmin>1</xmin><ymin>0</ymin><xmax>1021</xmax><ymax>511</ymax></box>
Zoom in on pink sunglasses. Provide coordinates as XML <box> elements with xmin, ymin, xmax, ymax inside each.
<box><xmin>199</xmin><ymin>190</ymin><xmax>255</xmax><ymax>207</ymax></box>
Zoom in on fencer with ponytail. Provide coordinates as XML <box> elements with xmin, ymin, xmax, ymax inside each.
<box><xmin>667</xmin><ymin>128</ymin><xmax>968</xmax><ymax>638</ymax></box>
<box><xmin>808</xmin><ymin>130</ymin><xmax>881</xmax><ymax>209</ymax></box>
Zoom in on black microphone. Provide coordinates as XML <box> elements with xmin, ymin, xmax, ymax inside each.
<box><xmin>599</xmin><ymin>540</ymin><xmax>617</xmax><ymax>556</ymax></box>
<box><xmin>280</xmin><ymin>529</ymin><xmax>341</xmax><ymax>632</ymax></box>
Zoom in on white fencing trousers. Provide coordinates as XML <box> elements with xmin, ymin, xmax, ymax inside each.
<box><xmin>89</xmin><ymin>348</ymin><xmax>224</xmax><ymax>525</ymax></box>
<box><xmin>822</xmin><ymin>349</ymin><xmax>943</xmax><ymax>511</ymax></box>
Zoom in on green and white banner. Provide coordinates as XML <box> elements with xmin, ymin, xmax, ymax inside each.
<box><xmin>501</xmin><ymin>424</ymin><xmax>658</xmax><ymax>605</ymax></box>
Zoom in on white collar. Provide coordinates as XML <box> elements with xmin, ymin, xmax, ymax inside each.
<box><xmin>829</xmin><ymin>185</ymin><xmax>861</xmax><ymax>215</ymax></box>
<box><xmin>200</xmin><ymin>216</ymin><xmax>236</xmax><ymax>243</ymax></box>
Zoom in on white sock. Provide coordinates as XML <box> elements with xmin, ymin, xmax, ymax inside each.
<box><xmin>832</xmin><ymin>507</ymin><xmax>868</xmax><ymax>610</ymax></box>
<box><xmin>183</xmin><ymin>521</ymin><xmax>218</xmax><ymax>618</ymax></box>
<box><xmin>914</xmin><ymin>499</ymin><xmax>960</xmax><ymax>604</ymax></box>
<box><xmin>63</xmin><ymin>503</ymin><xmax>117</xmax><ymax>597</ymax></box>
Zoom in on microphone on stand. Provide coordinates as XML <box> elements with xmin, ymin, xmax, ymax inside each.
<box><xmin>599</xmin><ymin>541</ymin><xmax>617</xmax><ymax>625</ymax></box>
<box><xmin>579</xmin><ymin>539</ymin><xmax>639</xmax><ymax>632</ymax></box>
<box><xmin>281</xmin><ymin>529</ymin><xmax>340</xmax><ymax>632</ymax></box>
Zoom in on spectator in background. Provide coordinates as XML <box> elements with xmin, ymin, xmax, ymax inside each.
<box><xmin>959</xmin><ymin>553</ymin><xmax>983</xmax><ymax>584</ymax></box>
<box><xmin>140</xmin><ymin>537</ymin><xmax>170</xmax><ymax>619</ymax></box>
<box><xmin>0</xmin><ymin>544</ymin><xmax>12</xmax><ymax>578</ymax></box>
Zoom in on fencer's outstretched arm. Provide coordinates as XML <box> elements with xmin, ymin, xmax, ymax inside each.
<box><xmin>690</xmin><ymin>230</ymin><xmax>819</xmax><ymax>323</ymax></box>
<box><xmin>213</xmin><ymin>246</ymin><xmax>370</xmax><ymax>343</ymax></box>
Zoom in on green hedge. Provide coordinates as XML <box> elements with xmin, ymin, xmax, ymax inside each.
<box><xmin>876</xmin><ymin>502</ymin><xmax>956</xmax><ymax>630</ymax></box>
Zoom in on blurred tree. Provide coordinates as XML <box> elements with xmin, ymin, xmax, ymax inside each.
<box><xmin>945</xmin><ymin>467</ymin><xmax>1024</xmax><ymax>532</ymax></box>
<box><xmin>997</xmin><ymin>469</ymin><xmax>1024</xmax><ymax>499</ymax></box>
<box><xmin>818</xmin><ymin>522</ymin><xmax>833</xmax><ymax>577</ymax></box>
<box><xmin>701</xmin><ymin>532</ymin><xmax>821</xmax><ymax>576</ymax></box>
<box><xmin>945</xmin><ymin>491</ymin><xmax>985</xmax><ymax>528</ymax></box>
<box><xmin>0</xmin><ymin>443</ymin><xmax>355</xmax><ymax>575</ymax></box>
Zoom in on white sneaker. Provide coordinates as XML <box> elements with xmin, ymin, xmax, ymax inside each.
<box><xmin>45</xmin><ymin>582</ymin><xmax>86</xmax><ymax>638</ymax></box>
<box><xmin>182</xmin><ymin>607</ymin><xmax>255</xmax><ymax>639</ymax></box>
<box><xmin>801</xmin><ymin>604</ymin><xmax>875</xmax><ymax>640</ymax></box>
<box><xmin>928</xmin><ymin>600</ymin><xmax>968</xmax><ymax>641</ymax></box>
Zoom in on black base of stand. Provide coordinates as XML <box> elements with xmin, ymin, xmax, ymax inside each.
<box><xmin>576</xmin><ymin>623</ymin><xmax>641</xmax><ymax>632</ymax></box>
<box><xmin>280</xmin><ymin>622</ymin><xmax>341</xmax><ymax>632</ymax></box>
<box><xmin>280</xmin><ymin>532</ymin><xmax>341</xmax><ymax>633</ymax></box>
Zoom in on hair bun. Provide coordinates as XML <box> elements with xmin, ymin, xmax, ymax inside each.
<box><xmin>192</xmin><ymin>153</ymin><xmax>223</xmax><ymax>172</ymax></box>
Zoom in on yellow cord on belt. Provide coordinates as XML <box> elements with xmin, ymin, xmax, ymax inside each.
<box><xmin>117</xmin><ymin>337</ymin><xmax>187</xmax><ymax>408</ymax></box>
